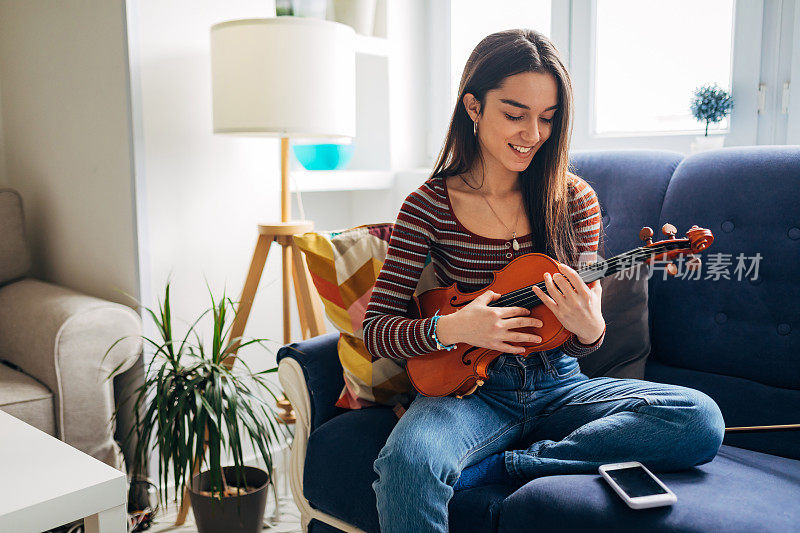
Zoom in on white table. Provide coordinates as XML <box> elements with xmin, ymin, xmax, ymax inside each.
<box><xmin>0</xmin><ymin>410</ymin><xmax>127</xmax><ymax>532</ymax></box>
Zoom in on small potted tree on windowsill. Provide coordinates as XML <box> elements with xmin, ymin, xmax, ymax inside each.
<box><xmin>107</xmin><ymin>283</ymin><xmax>288</xmax><ymax>533</ymax></box>
<box><xmin>689</xmin><ymin>83</ymin><xmax>734</xmax><ymax>154</ymax></box>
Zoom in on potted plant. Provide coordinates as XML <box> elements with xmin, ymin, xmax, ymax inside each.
<box><xmin>689</xmin><ymin>83</ymin><xmax>734</xmax><ymax>153</ymax></box>
<box><xmin>107</xmin><ymin>283</ymin><xmax>287</xmax><ymax>533</ymax></box>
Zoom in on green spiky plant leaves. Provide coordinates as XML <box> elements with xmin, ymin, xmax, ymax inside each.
<box><xmin>106</xmin><ymin>282</ymin><xmax>288</xmax><ymax>508</ymax></box>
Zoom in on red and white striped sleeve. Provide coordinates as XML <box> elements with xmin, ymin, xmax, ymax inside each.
<box><xmin>561</xmin><ymin>176</ymin><xmax>606</xmax><ymax>358</ymax></box>
<box><xmin>568</xmin><ymin>175</ymin><xmax>602</xmax><ymax>267</ymax></box>
<box><xmin>362</xmin><ymin>190</ymin><xmax>439</xmax><ymax>360</ymax></box>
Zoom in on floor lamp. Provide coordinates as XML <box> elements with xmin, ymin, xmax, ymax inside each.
<box><xmin>174</xmin><ymin>17</ymin><xmax>356</xmax><ymax>526</ymax></box>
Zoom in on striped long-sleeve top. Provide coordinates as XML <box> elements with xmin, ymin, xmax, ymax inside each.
<box><xmin>362</xmin><ymin>172</ymin><xmax>605</xmax><ymax>361</ymax></box>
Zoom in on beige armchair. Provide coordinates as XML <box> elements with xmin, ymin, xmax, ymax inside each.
<box><xmin>0</xmin><ymin>188</ymin><xmax>142</xmax><ymax>468</ymax></box>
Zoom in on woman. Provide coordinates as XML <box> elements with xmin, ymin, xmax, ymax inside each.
<box><xmin>362</xmin><ymin>28</ymin><xmax>724</xmax><ymax>533</ymax></box>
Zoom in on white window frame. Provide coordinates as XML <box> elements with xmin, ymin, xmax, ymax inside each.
<box><xmin>758</xmin><ymin>0</ymin><xmax>799</xmax><ymax>145</ymax></box>
<box><xmin>789</xmin><ymin>0</ymin><xmax>800</xmax><ymax>144</ymax></box>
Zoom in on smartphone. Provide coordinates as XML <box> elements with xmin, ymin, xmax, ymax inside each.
<box><xmin>599</xmin><ymin>461</ymin><xmax>677</xmax><ymax>509</ymax></box>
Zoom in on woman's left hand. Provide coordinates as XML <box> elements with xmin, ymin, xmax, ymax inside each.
<box><xmin>531</xmin><ymin>263</ymin><xmax>605</xmax><ymax>344</ymax></box>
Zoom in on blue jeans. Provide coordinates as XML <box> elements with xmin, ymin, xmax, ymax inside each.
<box><xmin>372</xmin><ymin>350</ymin><xmax>726</xmax><ymax>533</ymax></box>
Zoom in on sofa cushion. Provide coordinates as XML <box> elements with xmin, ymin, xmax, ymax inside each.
<box><xmin>645</xmin><ymin>361</ymin><xmax>800</xmax><ymax>461</ymax></box>
<box><xmin>579</xmin><ymin>260</ymin><xmax>650</xmax><ymax>379</ymax></box>
<box><xmin>304</xmin><ymin>407</ymin><xmax>396</xmax><ymax>532</ymax></box>
<box><xmin>307</xmin><ymin>519</ymin><xmax>346</xmax><ymax>532</ymax></box>
<box><xmin>498</xmin><ymin>444</ymin><xmax>800</xmax><ymax>532</ymax></box>
<box><xmin>0</xmin><ymin>360</ymin><xmax>55</xmax><ymax>436</ymax></box>
<box><xmin>303</xmin><ymin>406</ymin><xmax>515</xmax><ymax>533</ymax></box>
<box><xmin>649</xmin><ymin>146</ymin><xmax>800</xmax><ymax>459</ymax></box>
<box><xmin>569</xmin><ymin>150</ymin><xmax>683</xmax><ymax>257</ymax></box>
<box><xmin>0</xmin><ymin>189</ymin><xmax>31</xmax><ymax>286</ymax></box>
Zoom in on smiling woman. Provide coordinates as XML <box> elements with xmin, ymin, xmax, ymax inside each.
<box><xmin>362</xmin><ymin>27</ymin><xmax>726</xmax><ymax>533</ymax></box>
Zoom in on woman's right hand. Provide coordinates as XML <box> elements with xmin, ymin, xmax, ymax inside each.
<box><xmin>435</xmin><ymin>290</ymin><xmax>542</xmax><ymax>354</ymax></box>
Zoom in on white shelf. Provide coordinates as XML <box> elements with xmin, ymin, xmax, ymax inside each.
<box><xmin>291</xmin><ymin>169</ymin><xmax>395</xmax><ymax>192</ymax></box>
<box><xmin>355</xmin><ymin>35</ymin><xmax>389</xmax><ymax>57</ymax></box>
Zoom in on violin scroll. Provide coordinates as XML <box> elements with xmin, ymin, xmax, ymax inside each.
<box><xmin>639</xmin><ymin>223</ymin><xmax>714</xmax><ymax>275</ymax></box>
<box><xmin>685</xmin><ymin>225</ymin><xmax>714</xmax><ymax>253</ymax></box>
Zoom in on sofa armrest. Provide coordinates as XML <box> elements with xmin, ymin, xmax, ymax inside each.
<box><xmin>0</xmin><ymin>279</ymin><xmax>142</xmax><ymax>466</ymax></box>
<box><xmin>278</xmin><ymin>333</ymin><xmax>367</xmax><ymax>533</ymax></box>
<box><xmin>276</xmin><ymin>332</ymin><xmax>344</xmax><ymax>433</ymax></box>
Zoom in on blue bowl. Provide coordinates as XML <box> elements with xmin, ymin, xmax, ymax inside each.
<box><xmin>292</xmin><ymin>144</ymin><xmax>355</xmax><ymax>171</ymax></box>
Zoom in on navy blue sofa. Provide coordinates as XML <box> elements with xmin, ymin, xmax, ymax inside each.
<box><xmin>277</xmin><ymin>146</ymin><xmax>800</xmax><ymax>532</ymax></box>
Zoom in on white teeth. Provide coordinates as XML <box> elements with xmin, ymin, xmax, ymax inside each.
<box><xmin>510</xmin><ymin>144</ymin><xmax>532</xmax><ymax>154</ymax></box>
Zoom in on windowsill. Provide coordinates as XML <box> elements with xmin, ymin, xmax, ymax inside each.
<box><xmin>289</xmin><ymin>168</ymin><xmax>434</xmax><ymax>193</ymax></box>
<box><xmin>290</xmin><ymin>169</ymin><xmax>395</xmax><ymax>192</ymax></box>
<box><xmin>589</xmin><ymin>129</ymin><xmax>730</xmax><ymax>139</ymax></box>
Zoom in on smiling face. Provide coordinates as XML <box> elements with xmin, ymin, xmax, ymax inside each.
<box><xmin>464</xmin><ymin>71</ymin><xmax>560</xmax><ymax>176</ymax></box>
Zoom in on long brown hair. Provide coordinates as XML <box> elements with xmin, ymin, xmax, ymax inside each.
<box><xmin>430</xmin><ymin>29</ymin><xmax>580</xmax><ymax>266</ymax></box>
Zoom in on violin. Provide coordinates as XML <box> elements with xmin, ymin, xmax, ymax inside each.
<box><xmin>405</xmin><ymin>224</ymin><xmax>714</xmax><ymax>398</ymax></box>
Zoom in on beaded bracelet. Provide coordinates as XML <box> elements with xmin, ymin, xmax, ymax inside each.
<box><xmin>428</xmin><ymin>310</ymin><xmax>457</xmax><ymax>351</ymax></box>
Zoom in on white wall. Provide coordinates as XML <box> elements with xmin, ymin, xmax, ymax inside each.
<box><xmin>0</xmin><ymin>0</ymin><xmax>138</xmax><ymax>304</ymax></box>
<box><xmin>129</xmin><ymin>1</ymin><xmax>432</xmax><ymax>375</ymax></box>
<box><xmin>129</xmin><ymin>0</ymin><xmax>304</xmax><ymax>374</ymax></box>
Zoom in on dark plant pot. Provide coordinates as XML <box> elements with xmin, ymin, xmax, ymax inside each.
<box><xmin>188</xmin><ymin>466</ymin><xmax>270</xmax><ymax>533</ymax></box>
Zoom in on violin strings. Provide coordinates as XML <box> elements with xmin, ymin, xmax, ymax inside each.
<box><xmin>498</xmin><ymin>246</ymin><xmax>663</xmax><ymax>308</ymax></box>
<box><xmin>506</xmin><ymin>247</ymin><xmax>660</xmax><ymax>307</ymax></box>
<box><xmin>489</xmin><ymin>245</ymin><xmax>668</xmax><ymax>309</ymax></box>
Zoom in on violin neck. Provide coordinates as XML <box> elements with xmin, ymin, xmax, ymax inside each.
<box><xmin>575</xmin><ymin>245</ymin><xmax>659</xmax><ymax>284</ymax></box>
<box><xmin>490</xmin><ymin>243</ymin><xmax>673</xmax><ymax>309</ymax></box>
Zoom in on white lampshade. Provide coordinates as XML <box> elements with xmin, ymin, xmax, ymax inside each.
<box><xmin>210</xmin><ymin>17</ymin><xmax>356</xmax><ymax>139</ymax></box>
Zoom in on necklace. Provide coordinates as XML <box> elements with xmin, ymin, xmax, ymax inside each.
<box><xmin>467</xmin><ymin>171</ymin><xmax>523</xmax><ymax>251</ymax></box>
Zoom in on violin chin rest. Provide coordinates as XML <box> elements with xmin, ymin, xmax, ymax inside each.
<box><xmin>455</xmin><ymin>381</ymin><xmax>481</xmax><ymax>399</ymax></box>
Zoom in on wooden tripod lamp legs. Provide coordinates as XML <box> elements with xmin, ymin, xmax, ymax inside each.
<box><xmin>175</xmin><ymin>221</ymin><xmax>325</xmax><ymax>526</ymax></box>
<box><xmin>289</xmin><ymin>239</ymin><xmax>325</xmax><ymax>339</ymax></box>
<box><xmin>222</xmin><ymin>222</ymin><xmax>324</xmax><ymax>364</ymax></box>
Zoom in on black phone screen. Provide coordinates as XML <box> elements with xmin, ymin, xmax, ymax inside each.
<box><xmin>606</xmin><ymin>466</ymin><xmax>668</xmax><ymax>497</ymax></box>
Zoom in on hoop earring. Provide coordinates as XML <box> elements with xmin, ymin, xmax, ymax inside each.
<box><xmin>473</xmin><ymin>120</ymin><xmax>478</xmax><ymax>137</ymax></box>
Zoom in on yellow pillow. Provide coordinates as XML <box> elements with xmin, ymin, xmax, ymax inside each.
<box><xmin>295</xmin><ymin>223</ymin><xmax>435</xmax><ymax>408</ymax></box>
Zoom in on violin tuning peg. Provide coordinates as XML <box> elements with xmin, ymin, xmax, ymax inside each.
<box><xmin>662</xmin><ymin>223</ymin><xmax>677</xmax><ymax>239</ymax></box>
<box><xmin>476</xmin><ymin>380</ymin><xmax>484</xmax><ymax>387</ymax></box>
<box><xmin>639</xmin><ymin>226</ymin><xmax>654</xmax><ymax>245</ymax></box>
<box><xmin>666</xmin><ymin>263</ymin><xmax>678</xmax><ymax>276</ymax></box>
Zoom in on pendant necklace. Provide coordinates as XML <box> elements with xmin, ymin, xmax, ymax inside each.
<box><xmin>479</xmin><ymin>189</ymin><xmax>523</xmax><ymax>251</ymax></box>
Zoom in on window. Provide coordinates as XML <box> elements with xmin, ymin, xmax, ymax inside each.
<box><xmin>594</xmin><ymin>0</ymin><xmax>735</xmax><ymax>135</ymax></box>
<box><xmin>430</xmin><ymin>0</ymin><xmax>778</xmax><ymax>158</ymax></box>
<box><xmin>450</xmin><ymin>0</ymin><xmax>551</xmax><ymax>104</ymax></box>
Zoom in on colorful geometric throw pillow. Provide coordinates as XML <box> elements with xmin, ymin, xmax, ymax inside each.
<box><xmin>294</xmin><ymin>223</ymin><xmax>434</xmax><ymax>409</ymax></box>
